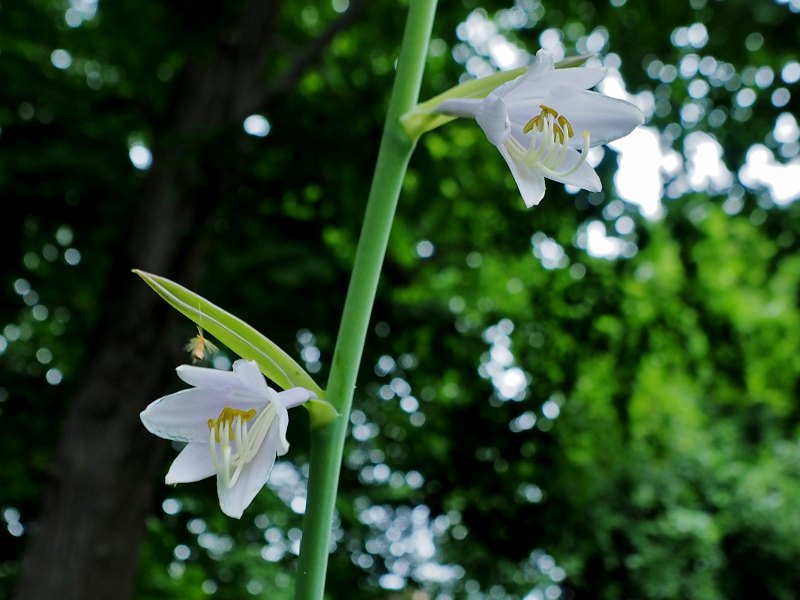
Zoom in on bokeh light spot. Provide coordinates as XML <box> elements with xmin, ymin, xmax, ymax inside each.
<box><xmin>50</xmin><ymin>49</ymin><xmax>73</xmax><ymax>70</ymax></box>
<box><xmin>129</xmin><ymin>144</ymin><xmax>152</xmax><ymax>170</ymax></box>
<box><xmin>243</xmin><ymin>114</ymin><xmax>271</xmax><ymax>137</ymax></box>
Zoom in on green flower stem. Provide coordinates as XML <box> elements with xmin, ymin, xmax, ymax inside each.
<box><xmin>293</xmin><ymin>1</ymin><xmax>437</xmax><ymax>599</ymax></box>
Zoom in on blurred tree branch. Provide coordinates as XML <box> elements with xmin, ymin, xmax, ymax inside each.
<box><xmin>241</xmin><ymin>0</ymin><xmax>369</xmax><ymax>115</ymax></box>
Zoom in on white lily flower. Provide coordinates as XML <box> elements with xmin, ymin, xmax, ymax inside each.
<box><xmin>436</xmin><ymin>50</ymin><xmax>644</xmax><ymax>208</ymax></box>
<box><xmin>140</xmin><ymin>359</ymin><xmax>314</xmax><ymax>518</ymax></box>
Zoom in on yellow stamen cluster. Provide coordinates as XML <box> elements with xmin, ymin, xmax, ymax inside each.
<box><xmin>509</xmin><ymin>104</ymin><xmax>591</xmax><ymax>179</ymax></box>
<box><xmin>522</xmin><ymin>105</ymin><xmax>577</xmax><ymax>144</ymax></box>
<box><xmin>207</xmin><ymin>407</ymin><xmax>257</xmax><ymax>442</ymax></box>
<box><xmin>207</xmin><ymin>404</ymin><xmax>276</xmax><ymax>488</ymax></box>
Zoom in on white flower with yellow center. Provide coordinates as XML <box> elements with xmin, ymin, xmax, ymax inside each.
<box><xmin>140</xmin><ymin>359</ymin><xmax>313</xmax><ymax>518</ymax></box>
<box><xmin>435</xmin><ymin>50</ymin><xmax>644</xmax><ymax>208</ymax></box>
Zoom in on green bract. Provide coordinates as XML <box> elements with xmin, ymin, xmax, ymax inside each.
<box><xmin>133</xmin><ymin>269</ymin><xmax>337</xmax><ymax>426</ymax></box>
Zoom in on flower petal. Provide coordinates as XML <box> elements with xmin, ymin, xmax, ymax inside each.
<box><xmin>476</xmin><ymin>94</ymin><xmax>511</xmax><ymax>146</ymax></box>
<box><xmin>232</xmin><ymin>359</ymin><xmax>271</xmax><ymax>397</ymax></box>
<box><xmin>497</xmin><ymin>143</ymin><xmax>547</xmax><ymax>208</ymax></box>
<box><xmin>176</xmin><ymin>363</ymin><xmax>240</xmax><ymax>390</ymax></box>
<box><xmin>545</xmin><ymin>89</ymin><xmax>644</xmax><ymax>147</ymax></box>
<box><xmin>275</xmin><ymin>387</ymin><xmax>314</xmax><ymax>410</ymax></box>
<box><xmin>547</xmin><ymin>151</ymin><xmax>602</xmax><ymax>192</ymax></box>
<box><xmin>140</xmin><ymin>388</ymin><xmax>231</xmax><ymax>442</ymax></box>
<box><xmin>216</xmin><ymin>425</ymin><xmax>282</xmax><ymax>518</ymax></box>
<box><xmin>272</xmin><ymin>401</ymin><xmax>291</xmax><ymax>456</ymax></box>
<box><xmin>165</xmin><ymin>442</ymin><xmax>216</xmax><ymax>484</ymax></box>
<box><xmin>503</xmin><ymin>52</ymin><xmax>605</xmax><ymax>108</ymax></box>
<box><xmin>551</xmin><ymin>66</ymin><xmax>607</xmax><ymax>90</ymax></box>
<box><xmin>505</xmin><ymin>67</ymin><xmax>606</xmax><ymax>104</ymax></box>
<box><xmin>496</xmin><ymin>50</ymin><xmax>554</xmax><ymax>102</ymax></box>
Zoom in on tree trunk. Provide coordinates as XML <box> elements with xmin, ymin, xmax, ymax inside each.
<box><xmin>11</xmin><ymin>2</ymin><xmax>283</xmax><ymax>598</ymax></box>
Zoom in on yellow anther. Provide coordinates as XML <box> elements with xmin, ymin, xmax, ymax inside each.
<box><xmin>208</xmin><ymin>407</ymin><xmax>257</xmax><ymax>442</ymax></box>
<box><xmin>522</xmin><ymin>114</ymin><xmax>542</xmax><ymax>134</ymax></box>
<box><xmin>522</xmin><ymin>117</ymin><xmax>534</xmax><ymax>134</ymax></box>
<box><xmin>557</xmin><ymin>115</ymin><xmax>574</xmax><ymax>138</ymax></box>
<box><xmin>553</xmin><ymin>123</ymin><xmax>565</xmax><ymax>144</ymax></box>
<box><xmin>506</xmin><ymin>105</ymin><xmax>592</xmax><ymax>180</ymax></box>
<box><xmin>207</xmin><ymin>402</ymin><xmax>278</xmax><ymax>489</ymax></box>
<box><xmin>522</xmin><ymin>105</ymin><xmax>576</xmax><ymax>145</ymax></box>
<box><xmin>539</xmin><ymin>104</ymin><xmax>559</xmax><ymax>118</ymax></box>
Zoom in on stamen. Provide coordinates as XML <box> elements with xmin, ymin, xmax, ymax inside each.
<box><xmin>553</xmin><ymin>123</ymin><xmax>565</xmax><ymax>144</ymax></box>
<box><xmin>557</xmin><ymin>115</ymin><xmax>574</xmax><ymax>138</ymax></box>
<box><xmin>511</xmin><ymin>105</ymin><xmax>592</xmax><ymax>179</ymax></box>
<box><xmin>539</xmin><ymin>105</ymin><xmax>559</xmax><ymax>118</ymax></box>
<box><xmin>522</xmin><ymin>114</ymin><xmax>541</xmax><ymax>134</ymax></box>
<box><xmin>207</xmin><ymin>404</ymin><xmax>278</xmax><ymax>488</ymax></box>
<box><xmin>208</xmin><ymin>407</ymin><xmax>257</xmax><ymax>442</ymax></box>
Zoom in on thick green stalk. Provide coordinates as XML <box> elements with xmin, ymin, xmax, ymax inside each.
<box><xmin>293</xmin><ymin>1</ymin><xmax>437</xmax><ymax>599</ymax></box>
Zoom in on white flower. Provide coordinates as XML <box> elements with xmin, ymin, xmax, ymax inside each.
<box><xmin>436</xmin><ymin>50</ymin><xmax>644</xmax><ymax>208</ymax></box>
<box><xmin>140</xmin><ymin>359</ymin><xmax>313</xmax><ymax>518</ymax></box>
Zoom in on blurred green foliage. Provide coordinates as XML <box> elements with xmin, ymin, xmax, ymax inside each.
<box><xmin>2</xmin><ymin>0</ymin><xmax>800</xmax><ymax>598</ymax></box>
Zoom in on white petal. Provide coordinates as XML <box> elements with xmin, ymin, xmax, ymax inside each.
<box><xmin>165</xmin><ymin>442</ymin><xmax>215</xmax><ymax>484</ymax></box>
<box><xmin>545</xmin><ymin>89</ymin><xmax>644</xmax><ymax>147</ymax></box>
<box><xmin>275</xmin><ymin>387</ymin><xmax>314</xmax><ymax>410</ymax></box>
<box><xmin>497</xmin><ymin>143</ymin><xmax>547</xmax><ymax>208</ymax></box>
<box><xmin>547</xmin><ymin>152</ymin><xmax>602</xmax><ymax>192</ymax></box>
<box><xmin>503</xmin><ymin>51</ymin><xmax>604</xmax><ymax>107</ymax></box>
<box><xmin>484</xmin><ymin>74</ymin><xmax>532</xmax><ymax>104</ymax></box>
<box><xmin>140</xmin><ymin>389</ymin><xmax>230</xmax><ymax>442</ymax></box>
<box><xmin>549</xmin><ymin>66</ymin><xmax>606</xmax><ymax>90</ymax></box>
<box><xmin>176</xmin><ymin>363</ymin><xmax>240</xmax><ymax>390</ymax></box>
<box><xmin>475</xmin><ymin>54</ymin><xmax>549</xmax><ymax>104</ymax></box>
<box><xmin>476</xmin><ymin>95</ymin><xmax>511</xmax><ymax>146</ymax></box>
<box><xmin>516</xmin><ymin>49</ymin><xmax>554</xmax><ymax>85</ymax></box>
<box><xmin>216</xmin><ymin>425</ymin><xmax>281</xmax><ymax>519</ymax></box>
<box><xmin>504</xmin><ymin>68</ymin><xmax>606</xmax><ymax>106</ymax></box>
<box><xmin>273</xmin><ymin>401</ymin><xmax>291</xmax><ymax>456</ymax></box>
<box><xmin>232</xmin><ymin>359</ymin><xmax>271</xmax><ymax>397</ymax></box>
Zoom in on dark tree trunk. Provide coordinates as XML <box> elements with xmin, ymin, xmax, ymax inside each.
<box><xmin>11</xmin><ymin>2</ymin><xmax>284</xmax><ymax>599</ymax></box>
<box><xmin>13</xmin><ymin>0</ymin><xmax>367</xmax><ymax>594</ymax></box>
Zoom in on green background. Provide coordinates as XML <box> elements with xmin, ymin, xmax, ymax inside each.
<box><xmin>2</xmin><ymin>0</ymin><xmax>800</xmax><ymax>598</ymax></box>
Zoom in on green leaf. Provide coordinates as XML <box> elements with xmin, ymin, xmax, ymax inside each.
<box><xmin>133</xmin><ymin>269</ymin><xmax>337</xmax><ymax>425</ymax></box>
